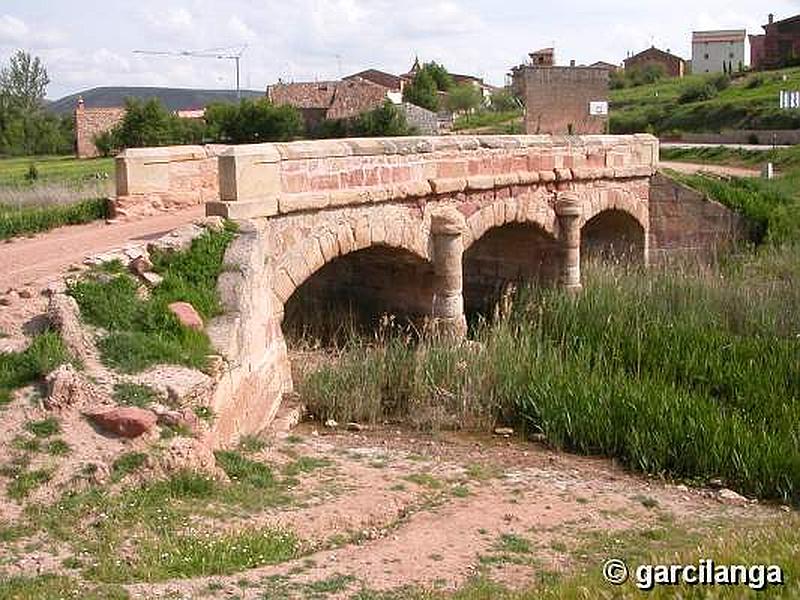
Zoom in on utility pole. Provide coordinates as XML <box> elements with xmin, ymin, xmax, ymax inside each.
<box><xmin>133</xmin><ymin>45</ymin><xmax>247</xmax><ymax>99</ymax></box>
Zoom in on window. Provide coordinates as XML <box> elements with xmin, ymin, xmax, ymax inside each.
<box><xmin>704</xmin><ymin>53</ymin><xmax>709</xmax><ymax>60</ymax></box>
<box><xmin>730</xmin><ymin>52</ymin><xmax>734</xmax><ymax>58</ymax></box>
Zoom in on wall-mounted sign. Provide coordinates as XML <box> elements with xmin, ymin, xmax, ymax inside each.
<box><xmin>779</xmin><ymin>90</ymin><xmax>800</xmax><ymax>109</ymax></box>
<box><xmin>589</xmin><ymin>101</ymin><xmax>609</xmax><ymax>116</ymax></box>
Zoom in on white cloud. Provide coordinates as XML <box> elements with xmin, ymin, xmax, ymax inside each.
<box><xmin>0</xmin><ymin>14</ymin><xmax>28</xmax><ymax>43</ymax></box>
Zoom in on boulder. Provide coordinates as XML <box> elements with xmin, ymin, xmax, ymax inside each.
<box><xmin>158</xmin><ymin>437</ymin><xmax>227</xmax><ymax>480</ymax></box>
<box><xmin>139</xmin><ymin>272</ymin><xmax>164</xmax><ymax>288</ymax></box>
<box><xmin>717</xmin><ymin>488</ymin><xmax>749</xmax><ymax>506</ymax></box>
<box><xmin>129</xmin><ymin>255</ymin><xmax>153</xmax><ymax>276</ymax></box>
<box><xmin>45</xmin><ymin>364</ymin><xmax>101</xmax><ymax>410</ymax></box>
<box><xmin>168</xmin><ymin>302</ymin><xmax>204</xmax><ymax>330</ymax></box>
<box><xmin>150</xmin><ymin>403</ymin><xmax>202</xmax><ymax>435</ymax></box>
<box><xmin>148</xmin><ymin>224</ymin><xmax>205</xmax><ymax>255</ymax></box>
<box><xmin>86</xmin><ymin>406</ymin><xmax>157</xmax><ymax>438</ymax></box>
<box><xmin>47</xmin><ymin>294</ymin><xmax>96</xmax><ymax>364</ymax></box>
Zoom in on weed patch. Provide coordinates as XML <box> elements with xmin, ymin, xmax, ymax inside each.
<box><xmin>0</xmin><ymin>331</ymin><xmax>70</xmax><ymax>406</ymax></box>
<box><xmin>112</xmin><ymin>382</ymin><xmax>159</xmax><ymax>407</ymax></box>
<box><xmin>69</xmin><ymin>226</ymin><xmax>235</xmax><ymax>373</ymax></box>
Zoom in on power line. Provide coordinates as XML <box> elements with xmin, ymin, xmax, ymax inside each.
<box><xmin>133</xmin><ymin>44</ymin><xmax>247</xmax><ymax>99</ymax></box>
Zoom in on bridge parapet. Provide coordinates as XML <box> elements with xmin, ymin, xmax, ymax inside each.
<box><xmin>206</xmin><ymin>135</ymin><xmax>658</xmax><ymax>220</ymax></box>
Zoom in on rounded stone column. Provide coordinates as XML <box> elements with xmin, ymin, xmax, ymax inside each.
<box><xmin>431</xmin><ymin>209</ymin><xmax>467</xmax><ymax>338</ymax></box>
<box><xmin>555</xmin><ymin>191</ymin><xmax>583</xmax><ymax>293</ymax></box>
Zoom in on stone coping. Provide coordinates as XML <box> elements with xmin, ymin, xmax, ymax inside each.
<box><xmin>218</xmin><ymin>134</ymin><xmax>658</xmax><ymax>162</ymax></box>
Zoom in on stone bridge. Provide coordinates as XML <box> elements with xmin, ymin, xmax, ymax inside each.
<box><xmin>179</xmin><ymin>134</ymin><xmax>657</xmax><ymax>440</ymax></box>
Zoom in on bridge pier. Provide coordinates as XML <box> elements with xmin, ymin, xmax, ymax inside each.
<box><xmin>556</xmin><ymin>191</ymin><xmax>583</xmax><ymax>293</ymax></box>
<box><xmin>431</xmin><ymin>209</ymin><xmax>468</xmax><ymax>338</ymax></box>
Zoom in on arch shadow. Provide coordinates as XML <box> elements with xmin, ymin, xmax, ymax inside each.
<box><xmin>581</xmin><ymin>209</ymin><xmax>646</xmax><ymax>263</ymax></box>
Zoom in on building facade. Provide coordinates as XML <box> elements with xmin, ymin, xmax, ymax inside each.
<box><xmin>74</xmin><ymin>98</ymin><xmax>126</xmax><ymax>159</ymax></box>
<box><xmin>511</xmin><ymin>62</ymin><xmax>609</xmax><ymax>135</ymax></box>
<box><xmin>692</xmin><ymin>30</ymin><xmax>747</xmax><ymax>74</ymax></box>
<box><xmin>624</xmin><ymin>47</ymin><xmax>685</xmax><ymax>78</ymax></box>
<box><xmin>750</xmin><ymin>13</ymin><xmax>800</xmax><ymax>71</ymax></box>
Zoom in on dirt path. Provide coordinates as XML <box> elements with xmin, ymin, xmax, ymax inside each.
<box><xmin>659</xmin><ymin>161</ymin><xmax>761</xmax><ymax>178</ymax></box>
<box><xmin>0</xmin><ymin>207</ymin><xmax>203</xmax><ymax>291</ymax></box>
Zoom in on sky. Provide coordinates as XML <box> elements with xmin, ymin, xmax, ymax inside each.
<box><xmin>0</xmin><ymin>0</ymin><xmax>796</xmax><ymax>100</ymax></box>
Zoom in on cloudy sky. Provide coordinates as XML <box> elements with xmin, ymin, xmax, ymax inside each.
<box><xmin>0</xmin><ymin>0</ymin><xmax>795</xmax><ymax>99</ymax></box>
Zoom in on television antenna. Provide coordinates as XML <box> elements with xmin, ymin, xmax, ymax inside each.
<box><xmin>133</xmin><ymin>44</ymin><xmax>248</xmax><ymax>99</ymax></box>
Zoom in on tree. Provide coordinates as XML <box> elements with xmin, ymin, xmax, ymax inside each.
<box><xmin>205</xmin><ymin>98</ymin><xmax>303</xmax><ymax>143</ymax></box>
<box><xmin>113</xmin><ymin>98</ymin><xmax>177</xmax><ymax>148</ymax></box>
<box><xmin>489</xmin><ymin>89</ymin><xmax>520</xmax><ymax>112</ymax></box>
<box><xmin>446</xmin><ymin>83</ymin><xmax>483</xmax><ymax>117</ymax></box>
<box><xmin>403</xmin><ymin>69</ymin><xmax>440</xmax><ymax>112</ymax></box>
<box><xmin>0</xmin><ymin>50</ymin><xmax>50</xmax><ymax>112</ymax></box>
<box><xmin>424</xmin><ymin>61</ymin><xmax>454</xmax><ymax>92</ymax></box>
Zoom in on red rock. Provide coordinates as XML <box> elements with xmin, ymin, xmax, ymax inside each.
<box><xmin>168</xmin><ymin>302</ymin><xmax>203</xmax><ymax>330</ymax></box>
<box><xmin>87</xmin><ymin>407</ymin><xmax>157</xmax><ymax>438</ymax></box>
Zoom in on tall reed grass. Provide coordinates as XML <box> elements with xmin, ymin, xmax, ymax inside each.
<box><xmin>298</xmin><ymin>252</ymin><xmax>800</xmax><ymax>503</ymax></box>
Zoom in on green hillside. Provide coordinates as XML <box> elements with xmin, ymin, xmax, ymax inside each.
<box><xmin>610</xmin><ymin>67</ymin><xmax>800</xmax><ymax>134</ymax></box>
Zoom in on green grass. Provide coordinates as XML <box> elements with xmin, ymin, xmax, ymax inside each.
<box><xmin>0</xmin><ymin>574</ymin><xmax>129</xmax><ymax>600</ymax></box>
<box><xmin>282</xmin><ymin>456</ymin><xmax>332</xmax><ymax>477</ymax></box>
<box><xmin>17</xmin><ymin>466</ymin><xmax>300</xmax><ymax>583</ymax></box>
<box><xmin>0</xmin><ymin>156</ymin><xmax>114</xmax><ymax>188</ymax></box>
<box><xmin>68</xmin><ymin>225</ymin><xmax>236</xmax><ymax>373</ymax></box>
<box><xmin>610</xmin><ymin>67</ymin><xmax>800</xmax><ymax>134</ymax></box>
<box><xmin>112</xmin><ymin>382</ymin><xmax>159</xmax><ymax>408</ymax></box>
<box><xmin>46</xmin><ymin>439</ymin><xmax>71</xmax><ymax>456</ymax></box>
<box><xmin>453</xmin><ymin>110</ymin><xmax>523</xmax><ymax>132</ymax></box>
<box><xmin>299</xmin><ymin>248</ymin><xmax>800</xmax><ymax>504</ymax></box>
<box><xmin>24</xmin><ymin>417</ymin><xmax>61</xmax><ymax>438</ymax></box>
<box><xmin>111</xmin><ymin>452</ymin><xmax>148</xmax><ymax>481</ymax></box>
<box><xmin>0</xmin><ymin>331</ymin><xmax>71</xmax><ymax>406</ymax></box>
<box><xmin>0</xmin><ymin>197</ymin><xmax>109</xmax><ymax>240</ymax></box>
<box><xmin>214</xmin><ymin>450</ymin><xmax>275</xmax><ymax>488</ymax></box>
<box><xmin>1</xmin><ymin>458</ymin><xmax>52</xmax><ymax>500</ymax></box>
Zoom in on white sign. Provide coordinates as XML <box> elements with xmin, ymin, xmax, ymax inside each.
<box><xmin>779</xmin><ymin>90</ymin><xmax>800</xmax><ymax>109</ymax></box>
<box><xmin>589</xmin><ymin>101</ymin><xmax>609</xmax><ymax>116</ymax></box>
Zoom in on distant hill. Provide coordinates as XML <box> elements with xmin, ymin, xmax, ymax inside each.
<box><xmin>609</xmin><ymin>67</ymin><xmax>800</xmax><ymax>134</ymax></box>
<box><xmin>46</xmin><ymin>86</ymin><xmax>264</xmax><ymax>114</ymax></box>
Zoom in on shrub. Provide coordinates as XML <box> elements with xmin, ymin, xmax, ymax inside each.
<box><xmin>678</xmin><ymin>81</ymin><xmax>718</xmax><ymax>104</ymax></box>
<box><xmin>314</xmin><ymin>101</ymin><xmax>413</xmax><ymax>138</ymax></box>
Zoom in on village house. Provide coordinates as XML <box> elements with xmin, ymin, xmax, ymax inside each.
<box><xmin>510</xmin><ymin>48</ymin><xmax>609</xmax><ymax>135</ymax></box>
<box><xmin>692</xmin><ymin>30</ymin><xmax>747</xmax><ymax>74</ymax></box>
<box><xmin>266</xmin><ymin>78</ymin><xmax>390</xmax><ymax>129</ymax></box>
<box><xmin>623</xmin><ymin>46</ymin><xmax>685</xmax><ymax>78</ymax></box>
<box><xmin>750</xmin><ymin>13</ymin><xmax>800</xmax><ymax>71</ymax></box>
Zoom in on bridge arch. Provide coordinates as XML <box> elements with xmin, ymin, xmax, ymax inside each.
<box><xmin>578</xmin><ymin>189</ymin><xmax>649</xmax><ymax>264</ymax></box>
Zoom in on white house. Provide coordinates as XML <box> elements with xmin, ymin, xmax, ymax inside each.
<box><xmin>692</xmin><ymin>30</ymin><xmax>747</xmax><ymax>74</ymax></box>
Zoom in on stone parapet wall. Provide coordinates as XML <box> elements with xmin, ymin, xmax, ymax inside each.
<box><xmin>206</xmin><ymin>134</ymin><xmax>658</xmax><ymax>220</ymax></box>
<box><xmin>113</xmin><ymin>144</ymin><xmax>230</xmax><ymax>219</ymax></box>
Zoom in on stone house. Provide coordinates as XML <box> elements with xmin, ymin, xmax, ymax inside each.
<box><xmin>692</xmin><ymin>30</ymin><xmax>747</xmax><ymax>74</ymax></box>
<box><xmin>750</xmin><ymin>13</ymin><xmax>800</xmax><ymax>71</ymax></box>
<box><xmin>624</xmin><ymin>47</ymin><xmax>686</xmax><ymax>78</ymax></box>
<box><xmin>74</xmin><ymin>98</ymin><xmax>126</xmax><ymax>158</ymax></box>
<box><xmin>511</xmin><ymin>51</ymin><xmax>609</xmax><ymax>135</ymax></box>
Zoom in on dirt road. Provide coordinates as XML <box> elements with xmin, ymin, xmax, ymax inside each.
<box><xmin>0</xmin><ymin>207</ymin><xmax>203</xmax><ymax>291</ymax></box>
<box><xmin>660</xmin><ymin>161</ymin><xmax>761</xmax><ymax>178</ymax></box>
